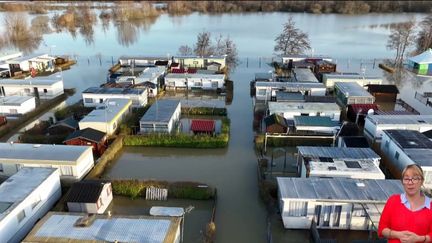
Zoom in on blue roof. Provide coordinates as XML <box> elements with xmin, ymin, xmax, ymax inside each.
<box><xmin>140</xmin><ymin>100</ymin><xmax>180</xmax><ymax>123</ymax></box>
<box><xmin>294</xmin><ymin>116</ymin><xmax>339</xmax><ymax>127</ymax></box>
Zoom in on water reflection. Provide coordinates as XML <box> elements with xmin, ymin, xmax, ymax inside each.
<box><xmin>2</xmin><ymin>13</ymin><xmax>43</xmax><ymax>54</ymax></box>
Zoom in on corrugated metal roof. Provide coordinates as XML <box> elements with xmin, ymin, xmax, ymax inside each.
<box><xmin>275</xmin><ymin>91</ymin><xmax>304</xmax><ymax>102</ymax></box>
<box><xmin>80</xmin><ymin>99</ymin><xmax>131</xmax><ymax>123</ymax></box>
<box><xmin>165</xmin><ymin>73</ymin><xmax>225</xmax><ymax>79</ymax></box>
<box><xmin>83</xmin><ymin>87</ymin><xmax>145</xmax><ymax>95</ymax></box>
<box><xmin>324</xmin><ymin>73</ymin><xmax>381</xmax><ymax>80</ymax></box>
<box><xmin>293</xmin><ymin>116</ymin><xmax>339</xmax><ymax>127</ymax></box>
<box><xmin>292</xmin><ymin>68</ymin><xmax>319</xmax><ymax>83</ymax></box>
<box><xmin>297</xmin><ymin>146</ymin><xmax>380</xmax><ymax>160</ymax></box>
<box><xmin>24</xmin><ymin>212</ymin><xmax>180</xmax><ymax>243</ymax></box>
<box><xmin>140</xmin><ymin>99</ymin><xmax>180</xmax><ymax>123</ymax></box>
<box><xmin>191</xmin><ymin>119</ymin><xmax>215</xmax><ymax>132</ymax></box>
<box><xmin>374</xmin><ymin>110</ymin><xmax>414</xmax><ymax>115</ymax></box>
<box><xmin>277</xmin><ymin>177</ymin><xmax>403</xmax><ymax>202</ymax></box>
<box><xmin>384</xmin><ymin>130</ymin><xmax>432</xmax><ymax>149</ymax></box>
<box><xmin>335</xmin><ymin>82</ymin><xmax>374</xmax><ymax>97</ymax></box>
<box><xmin>366</xmin><ymin>115</ymin><xmax>432</xmax><ymax>125</ymax></box>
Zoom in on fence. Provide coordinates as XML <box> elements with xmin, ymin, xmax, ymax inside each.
<box><xmin>145</xmin><ymin>186</ymin><xmax>168</xmax><ymax>200</ymax></box>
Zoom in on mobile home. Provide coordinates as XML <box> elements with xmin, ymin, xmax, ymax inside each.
<box><xmin>322</xmin><ymin>73</ymin><xmax>382</xmax><ymax>90</ymax></box>
<box><xmin>79</xmin><ymin>98</ymin><xmax>132</xmax><ymax>135</ymax></box>
<box><xmin>0</xmin><ymin>168</ymin><xmax>61</xmax><ymax>243</ymax></box>
<box><xmin>363</xmin><ymin>115</ymin><xmax>432</xmax><ymax>143</ymax></box>
<box><xmin>140</xmin><ymin>99</ymin><xmax>181</xmax><ymax>134</ymax></box>
<box><xmin>255</xmin><ymin>82</ymin><xmax>326</xmax><ymax>101</ymax></box>
<box><xmin>0</xmin><ymin>143</ymin><xmax>94</xmax><ymax>181</ymax></box>
<box><xmin>0</xmin><ymin>96</ymin><xmax>36</xmax><ymax>117</ymax></box>
<box><xmin>165</xmin><ymin>73</ymin><xmax>225</xmax><ymax>90</ymax></box>
<box><xmin>277</xmin><ymin>177</ymin><xmax>403</xmax><ymax>230</ymax></box>
<box><xmin>268</xmin><ymin>102</ymin><xmax>341</xmax><ymax>121</ymax></box>
<box><xmin>380</xmin><ymin>129</ymin><xmax>432</xmax><ymax>188</ymax></box>
<box><xmin>23</xmin><ymin>212</ymin><xmax>181</xmax><ymax>243</ymax></box>
<box><xmin>82</xmin><ymin>87</ymin><xmax>147</xmax><ymax>107</ymax></box>
<box><xmin>296</xmin><ymin>146</ymin><xmax>382</xmax><ymax>178</ymax></box>
<box><xmin>0</xmin><ymin>76</ymin><xmax>64</xmax><ymax>99</ymax></box>
<box><xmin>173</xmin><ymin>55</ymin><xmax>226</xmax><ymax>69</ymax></box>
<box><xmin>334</xmin><ymin>82</ymin><xmax>375</xmax><ymax>106</ymax></box>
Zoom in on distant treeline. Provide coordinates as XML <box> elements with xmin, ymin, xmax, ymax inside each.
<box><xmin>163</xmin><ymin>1</ymin><xmax>432</xmax><ymax>14</ymax></box>
<box><xmin>0</xmin><ymin>1</ymin><xmax>431</xmax><ymax>14</ymax></box>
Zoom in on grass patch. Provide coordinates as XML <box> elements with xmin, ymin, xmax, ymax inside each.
<box><xmin>181</xmin><ymin>107</ymin><xmax>227</xmax><ymax>116</ymax></box>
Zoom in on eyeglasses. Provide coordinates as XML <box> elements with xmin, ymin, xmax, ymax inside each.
<box><xmin>402</xmin><ymin>177</ymin><xmax>422</xmax><ymax>184</ymax></box>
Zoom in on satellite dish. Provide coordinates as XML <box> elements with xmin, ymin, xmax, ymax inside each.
<box><xmin>367</xmin><ymin>109</ymin><xmax>375</xmax><ymax>115</ymax></box>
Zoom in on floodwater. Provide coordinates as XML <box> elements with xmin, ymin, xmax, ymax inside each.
<box><xmin>2</xmin><ymin>9</ymin><xmax>432</xmax><ymax>242</ymax></box>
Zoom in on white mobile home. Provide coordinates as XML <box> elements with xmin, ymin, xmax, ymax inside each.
<box><xmin>6</xmin><ymin>53</ymin><xmax>54</xmax><ymax>76</ymax></box>
<box><xmin>140</xmin><ymin>99</ymin><xmax>181</xmax><ymax>134</ymax></box>
<box><xmin>363</xmin><ymin>115</ymin><xmax>432</xmax><ymax>143</ymax></box>
<box><xmin>118</xmin><ymin>56</ymin><xmax>170</xmax><ymax>67</ymax></box>
<box><xmin>0</xmin><ymin>77</ymin><xmax>64</xmax><ymax>99</ymax></box>
<box><xmin>0</xmin><ymin>96</ymin><xmax>36</xmax><ymax>117</ymax></box>
<box><xmin>79</xmin><ymin>98</ymin><xmax>132</xmax><ymax>135</ymax></box>
<box><xmin>277</xmin><ymin>177</ymin><xmax>403</xmax><ymax>230</ymax></box>
<box><xmin>380</xmin><ymin>129</ymin><xmax>432</xmax><ymax>188</ymax></box>
<box><xmin>281</xmin><ymin>55</ymin><xmax>332</xmax><ymax>64</ymax></box>
<box><xmin>323</xmin><ymin>73</ymin><xmax>382</xmax><ymax>90</ymax></box>
<box><xmin>23</xmin><ymin>212</ymin><xmax>181</xmax><ymax>243</ymax></box>
<box><xmin>173</xmin><ymin>55</ymin><xmax>226</xmax><ymax>69</ymax></box>
<box><xmin>268</xmin><ymin>102</ymin><xmax>341</xmax><ymax>121</ymax></box>
<box><xmin>0</xmin><ymin>143</ymin><xmax>94</xmax><ymax>181</ymax></box>
<box><xmin>0</xmin><ymin>52</ymin><xmax>22</xmax><ymax>63</ymax></box>
<box><xmin>334</xmin><ymin>82</ymin><xmax>375</xmax><ymax>106</ymax></box>
<box><xmin>165</xmin><ymin>73</ymin><xmax>225</xmax><ymax>90</ymax></box>
<box><xmin>0</xmin><ymin>168</ymin><xmax>61</xmax><ymax>243</ymax></box>
<box><xmin>255</xmin><ymin>82</ymin><xmax>326</xmax><ymax>101</ymax></box>
<box><xmin>297</xmin><ymin>146</ymin><xmax>382</xmax><ymax>178</ymax></box>
<box><xmin>82</xmin><ymin>87</ymin><xmax>147</xmax><ymax>107</ymax></box>
<box><xmin>65</xmin><ymin>180</ymin><xmax>112</xmax><ymax>214</ymax></box>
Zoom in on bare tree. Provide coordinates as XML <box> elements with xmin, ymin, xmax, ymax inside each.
<box><xmin>416</xmin><ymin>15</ymin><xmax>432</xmax><ymax>54</ymax></box>
<box><xmin>178</xmin><ymin>45</ymin><xmax>193</xmax><ymax>56</ymax></box>
<box><xmin>274</xmin><ymin>17</ymin><xmax>311</xmax><ymax>56</ymax></box>
<box><xmin>214</xmin><ymin>34</ymin><xmax>238</xmax><ymax>68</ymax></box>
<box><xmin>387</xmin><ymin>20</ymin><xmax>416</xmax><ymax>67</ymax></box>
<box><xmin>194</xmin><ymin>31</ymin><xmax>214</xmax><ymax>57</ymax></box>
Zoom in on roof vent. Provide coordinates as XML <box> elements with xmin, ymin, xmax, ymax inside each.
<box><xmin>74</xmin><ymin>214</ymin><xmax>96</xmax><ymax>227</ymax></box>
<box><xmin>33</xmin><ymin>144</ymin><xmax>41</xmax><ymax>148</ymax></box>
<box><xmin>356</xmin><ymin>182</ymin><xmax>365</xmax><ymax>187</ymax></box>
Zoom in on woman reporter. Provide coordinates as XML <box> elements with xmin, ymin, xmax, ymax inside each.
<box><xmin>378</xmin><ymin>164</ymin><xmax>432</xmax><ymax>243</ymax></box>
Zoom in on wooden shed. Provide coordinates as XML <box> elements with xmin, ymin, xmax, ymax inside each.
<box><xmin>366</xmin><ymin>84</ymin><xmax>399</xmax><ymax>102</ymax></box>
<box><xmin>64</xmin><ymin>128</ymin><xmax>107</xmax><ymax>157</ymax></box>
<box><xmin>65</xmin><ymin>180</ymin><xmax>113</xmax><ymax>214</ymax></box>
<box><xmin>264</xmin><ymin>114</ymin><xmax>288</xmax><ymax>134</ymax></box>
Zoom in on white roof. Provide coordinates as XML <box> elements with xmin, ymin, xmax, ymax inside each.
<box><xmin>277</xmin><ymin>177</ymin><xmax>403</xmax><ymax>202</ymax></box>
<box><xmin>0</xmin><ymin>77</ymin><xmax>63</xmax><ymax>86</ymax></box>
<box><xmin>408</xmin><ymin>49</ymin><xmax>432</xmax><ymax>64</ymax></box>
<box><xmin>268</xmin><ymin>102</ymin><xmax>340</xmax><ymax>113</ymax></box>
<box><xmin>255</xmin><ymin>81</ymin><xmax>325</xmax><ymax>90</ymax></box>
<box><xmin>366</xmin><ymin>115</ymin><xmax>432</xmax><ymax>125</ymax></box>
<box><xmin>335</xmin><ymin>82</ymin><xmax>374</xmax><ymax>97</ymax></box>
<box><xmin>308</xmin><ymin>159</ymin><xmax>385</xmax><ymax>179</ymax></box>
<box><xmin>293</xmin><ymin>68</ymin><xmax>319</xmax><ymax>82</ymax></box>
<box><xmin>0</xmin><ymin>168</ymin><xmax>58</xmax><ymax>221</ymax></box>
<box><xmin>80</xmin><ymin>98</ymin><xmax>131</xmax><ymax>123</ymax></box>
<box><xmin>0</xmin><ymin>143</ymin><xmax>91</xmax><ymax>164</ymax></box>
<box><xmin>0</xmin><ymin>95</ymin><xmax>34</xmax><ymax>106</ymax></box>
<box><xmin>23</xmin><ymin>212</ymin><xmax>180</xmax><ymax>243</ymax></box>
<box><xmin>165</xmin><ymin>73</ymin><xmax>225</xmax><ymax>80</ymax></box>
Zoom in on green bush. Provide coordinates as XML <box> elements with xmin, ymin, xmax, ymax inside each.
<box><xmin>181</xmin><ymin>107</ymin><xmax>227</xmax><ymax>116</ymax></box>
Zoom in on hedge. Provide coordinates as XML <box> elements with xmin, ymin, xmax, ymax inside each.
<box><xmin>111</xmin><ymin>179</ymin><xmax>216</xmax><ymax>200</ymax></box>
<box><xmin>181</xmin><ymin>107</ymin><xmax>227</xmax><ymax>116</ymax></box>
